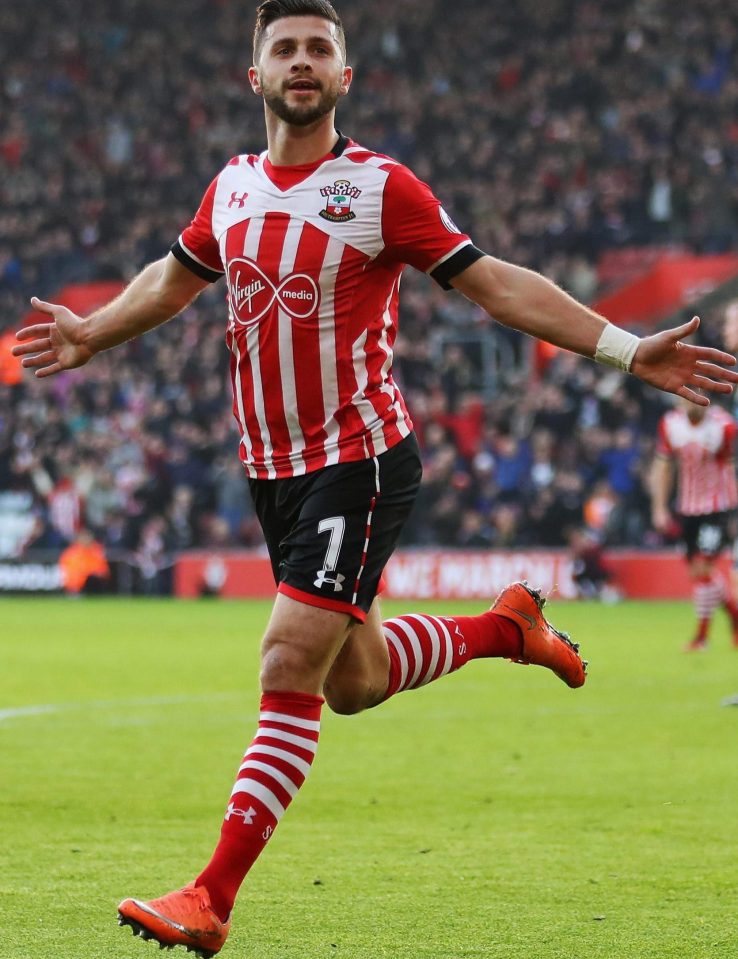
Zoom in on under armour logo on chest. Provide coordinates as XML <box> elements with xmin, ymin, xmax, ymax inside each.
<box><xmin>228</xmin><ymin>192</ymin><xmax>249</xmax><ymax>208</ymax></box>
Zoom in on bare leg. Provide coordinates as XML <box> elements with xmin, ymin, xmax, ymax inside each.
<box><xmin>260</xmin><ymin>593</ymin><xmax>355</xmax><ymax>693</ymax></box>
<box><xmin>323</xmin><ymin>599</ymin><xmax>390</xmax><ymax>714</ymax></box>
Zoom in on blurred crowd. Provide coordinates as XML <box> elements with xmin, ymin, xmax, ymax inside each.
<box><xmin>2</xmin><ymin>0</ymin><xmax>738</xmax><ymax>579</ymax></box>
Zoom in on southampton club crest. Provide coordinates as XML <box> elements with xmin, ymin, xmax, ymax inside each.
<box><xmin>319</xmin><ymin>179</ymin><xmax>361</xmax><ymax>222</ymax></box>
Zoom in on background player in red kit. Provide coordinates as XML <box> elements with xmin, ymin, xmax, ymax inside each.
<box><xmin>12</xmin><ymin>1</ymin><xmax>738</xmax><ymax>954</ymax></box>
<box><xmin>651</xmin><ymin>399</ymin><xmax>738</xmax><ymax>650</ymax></box>
<box><xmin>723</xmin><ymin>300</ymin><xmax>738</xmax><ymax>613</ymax></box>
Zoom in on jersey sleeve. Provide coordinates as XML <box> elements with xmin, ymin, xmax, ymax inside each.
<box><xmin>381</xmin><ymin>164</ymin><xmax>485</xmax><ymax>289</ymax></box>
<box><xmin>170</xmin><ymin>176</ymin><xmax>225</xmax><ymax>283</ymax></box>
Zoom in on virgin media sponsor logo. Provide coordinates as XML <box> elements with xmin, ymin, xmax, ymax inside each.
<box><xmin>227</xmin><ymin>258</ymin><xmax>320</xmax><ymax>325</ymax></box>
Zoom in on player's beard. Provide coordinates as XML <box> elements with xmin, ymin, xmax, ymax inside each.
<box><xmin>262</xmin><ymin>77</ymin><xmax>341</xmax><ymax>127</ymax></box>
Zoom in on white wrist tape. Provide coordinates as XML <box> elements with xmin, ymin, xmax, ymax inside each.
<box><xmin>594</xmin><ymin>323</ymin><xmax>641</xmax><ymax>372</ymax></box>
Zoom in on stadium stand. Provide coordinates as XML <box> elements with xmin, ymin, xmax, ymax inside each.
<box><xmin>2</xmin><ymin>0</ymin><xmax>738</xmax><ymax>586</ymax></box>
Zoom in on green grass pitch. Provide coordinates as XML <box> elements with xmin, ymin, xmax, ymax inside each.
<box><xmin>1</xmin><ymin>597</ymin><xmax>737</xmax><ymax>958</ymax></box>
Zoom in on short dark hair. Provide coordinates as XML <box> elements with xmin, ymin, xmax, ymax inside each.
<box><xmin>253</xmin><ymin>0</ymin><xmax>346</xmax><ymax>62</ymax></box>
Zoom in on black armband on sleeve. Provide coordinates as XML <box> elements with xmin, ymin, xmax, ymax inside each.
<box><xmin>430</xmin><ymin>244</ymin><xmax>487</xmax><ymax>290</ymax></box>
<box><xmin>170</xmin><ymin>239</ymin><xmax>224</xmax><ymax>283</ymax></box>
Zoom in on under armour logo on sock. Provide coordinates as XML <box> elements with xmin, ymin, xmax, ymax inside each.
<box><xmin>225</xmin><ymin>802</ymin><xmax>257</xmax><ymax>825</ymax></box>
<box><xmin>314</xmin><ymin>569</ymin><xmax>345</xmax><ymax>592</ymax></box>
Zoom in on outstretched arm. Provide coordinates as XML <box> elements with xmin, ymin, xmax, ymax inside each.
<box><xmin>13</xmin><ymin>253</ymin><xmax>210</xmax><ymax>378</ymax></box>
<box><xmin>649</xmin><ymin>455</ymin><xmax>674</xmax><ymax>533</ymax></box>
<box><xmin>452</xmin><ymin>256</ymin><xmax>738</xmax><ymax>406</ymax></box>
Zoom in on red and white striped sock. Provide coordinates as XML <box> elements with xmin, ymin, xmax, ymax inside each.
<box><xmin>382</xmin><ymin>610</ymin><xmax>522</xmax><ymax>700</ymax></box>
<box><xmin>710</xmin><ymin>571</ymin><xmax>738</xmax><ymax>623</ymax></box>
<box><xmin>196</xmin><ymin>691</ymin><xmax>323</xmax><ymax>921</ymax></box>
<box><xmin>693</xmin><ymin>575</ymin><xmax>723</xmax><ymax>641</ymax></box>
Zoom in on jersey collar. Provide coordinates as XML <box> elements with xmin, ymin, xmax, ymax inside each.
<box><xmin>262</xmin><ymin>131</ymin><xmax>352</xmax><ymax>191</ymax></box>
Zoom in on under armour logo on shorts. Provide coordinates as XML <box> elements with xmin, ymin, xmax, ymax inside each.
<box><xmin>314</xmin><ymin>569</ymin><xmax>346</xmax><ymax>592</ymax></box>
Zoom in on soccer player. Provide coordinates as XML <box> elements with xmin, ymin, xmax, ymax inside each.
<box><xmin>722</xmin><ymin>301</ymin><xmax>738</xmax><ymax>704</ymax></box>
<box><xmin>650</xmin><ymin>398</ymin><xmax>738</xmax><ymax>650</ymax></box>
<box><xmin>723</xmin><ymin>301</ymin><xmax>738</xmax><ymax>615</ymax></box>
<box><xmin>12</xmin><ymin>1</ymin><xmax>738</xmax><ymax>954</ymax></box>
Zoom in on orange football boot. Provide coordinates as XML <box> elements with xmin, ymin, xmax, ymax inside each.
<box><xmin>684</xmin><ymin>636</ymin><xmax>708</xmax><ymax>652</ymax></box>
<box><xmin>492</xmin><ymin>581</ymin><xmax>587</xmax><ymax>688</ymax></box>
<box><xmin>118</xmin><ymin>883</ymin><xmax>230</xmax><ymax>957</ymax></box>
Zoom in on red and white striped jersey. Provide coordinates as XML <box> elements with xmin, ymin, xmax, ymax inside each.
<box><xmin>171</xmin><ymin>134</ymin><xmax>482</xmax><ymax>478</ymax></box>
<box><xmin>656</xmin><ymin>406</ymin><xmax>738</xmax><ymax>515</ymax></box>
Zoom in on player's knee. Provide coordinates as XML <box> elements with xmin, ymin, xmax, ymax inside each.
<box><xmin>260</xmin><ymin>637</ymin><xmax>321</xmax><ymax>691</ymax></box>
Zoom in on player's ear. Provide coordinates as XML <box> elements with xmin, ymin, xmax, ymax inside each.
<box><xmin>339</xmin><ymin>65</ymin><xmax>352</xmax><ymax>97</ymax></box>
<box><xmin>248</xmin><ymin>66</ymin><xmax>263</xmax><ymax>96</ymax></box>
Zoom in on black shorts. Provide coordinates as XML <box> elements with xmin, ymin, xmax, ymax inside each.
<box><xmin>248</xmin><ymin>433</ymin><xmax>422</xmax><ymax>622</ymax></box>
<box><xmin>680</xmin><ymin>512</ymin><xmax>731</xmax><ymax>560</ymax></box>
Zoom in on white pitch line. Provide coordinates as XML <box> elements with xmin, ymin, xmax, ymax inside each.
<box><xmin>0</xmin><ymin>692</ymin><xmax>242</xmax><ymax>724</ymax></box>
<box><xmin>0</xmin><ymin>704</ymin><xmax>58</xmax><ymax>722</ymax></box>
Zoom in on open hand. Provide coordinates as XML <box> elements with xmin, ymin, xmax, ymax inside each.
<box><xmin>631</xmin><ymin>316</ymin><xmax>738</xmax><ymax>406</ymax></box>
<box><xmin>12</xmin><ymin>297</ymin><xmax>94</xmax><ymax>378</ymax></box>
